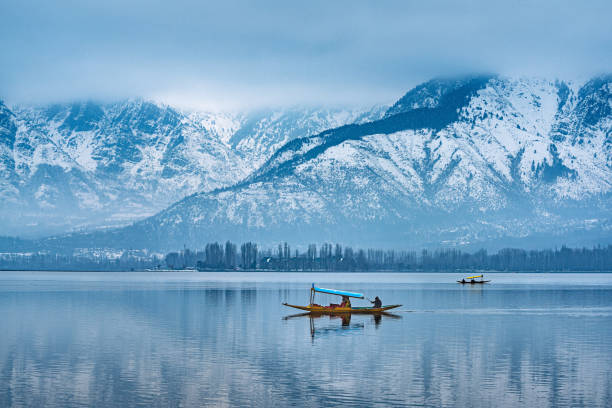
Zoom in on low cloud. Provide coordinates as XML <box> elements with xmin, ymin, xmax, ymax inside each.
<box><xmin>1</xmin><ymin>0</ymin><xmax>610</xmax><ymax>109</ymax></box>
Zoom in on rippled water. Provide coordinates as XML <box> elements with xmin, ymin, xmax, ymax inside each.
<box><xmin>1</xmin><ymin>272</ymin><xmax>611</xmax><ymax>407</ymax></box>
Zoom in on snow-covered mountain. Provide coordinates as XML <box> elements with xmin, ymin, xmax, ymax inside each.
<box><xmin>45</xmin><ymin>74</ymin><xmax>610</xmax><ymax>252</ymax></box>
<box><xmin>0</xmin><ymin>100</ymin><xmax>384</xmax><ymax>236</ymax></box>
<box><xmin>3</xmin><ymin>75</ymin><xmax>611</xmax><ymax>251</ymax></box>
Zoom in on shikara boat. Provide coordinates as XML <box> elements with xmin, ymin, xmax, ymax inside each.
<box><xmin>282</xmin><ymin>284</ymin><xmax>401</xmax><ymax>314</ymax></box>
<box><xmin>457</xmin><ymin>274</ymin><xmax>491</xmax><ymax>284</ymax></box>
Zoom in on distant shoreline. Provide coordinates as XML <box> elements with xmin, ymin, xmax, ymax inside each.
<box><xmin>2</xmin><ymin>269</ymin><xmax>612</xmax><ymax>273</ymax></box>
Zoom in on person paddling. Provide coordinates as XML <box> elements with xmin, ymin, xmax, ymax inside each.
<box><xmin>371</xmin><ymin>296</ymin><xmax>382</xmax><ymax>308</ymax></box>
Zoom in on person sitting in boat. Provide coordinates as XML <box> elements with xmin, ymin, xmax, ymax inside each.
<box><xmin>371</xmin><ymin>296</ymin><xmax>382</xmax><ymax>308</ymax></box>
<box><xmin>340</xmin><ymin>295</ymin><xmax>351</xmax><ymax>308</ymax></box>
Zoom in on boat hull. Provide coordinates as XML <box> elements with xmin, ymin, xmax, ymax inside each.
<box><xmin>282</xmin><ymin>303</ymin><xmax>401</xmax><ymax>313</ymax></box>
<box><xmin>457</xmin><ymin>280</ymin><xmax>491</xmax><ymax>284</ymax></box>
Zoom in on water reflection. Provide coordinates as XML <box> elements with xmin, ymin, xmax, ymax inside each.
<box><xmin>0</xmin><ymin>272</ymin><xmax>611</xmax><ymax>407</ymax></box>
<box><xmin>283</xmin><ymin>312</ymin><xmax>400</xmax><ymax>339</ymax></box>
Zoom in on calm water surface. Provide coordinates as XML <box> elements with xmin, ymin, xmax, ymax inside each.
<box><xmin>1</xmin><ymin>272</ymin><xmax>611</xmax><ymax>407</ymax></box>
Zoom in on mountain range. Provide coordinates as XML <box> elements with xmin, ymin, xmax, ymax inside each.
<box><xmin>0</xmin><ymin>99</ymin><xmax>384</xmax><ymax>237</ymax></box>
<box><xmin>1</xmin><ymin>75</ymin><xmax>611</xmax><ymax>252</ymax></box>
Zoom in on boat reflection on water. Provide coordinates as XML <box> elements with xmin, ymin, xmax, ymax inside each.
<box><xmin>284</xmin><ymin>312</ymin><xmax>401</xmax><ymax>340</ymax></box>
<box><xmin>373</xmin><ymin>311</ymin><xmax>401</xmax><ymax>326</ymax></box>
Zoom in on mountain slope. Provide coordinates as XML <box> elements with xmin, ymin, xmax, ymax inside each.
<box><xmin>32</xmin><ymin>75</ymin><xmax>612</xmax><ymax>252</ymax></box>
<box><xmin>0</xmin><ymin>100</ymin><xmax>383</xmax><ymax>236</ymax></box>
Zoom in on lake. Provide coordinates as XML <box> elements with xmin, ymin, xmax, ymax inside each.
<box><xmin>1</xmin><ymin>272</ymin><xmax>611</xmax><ymax>407</ymax></box>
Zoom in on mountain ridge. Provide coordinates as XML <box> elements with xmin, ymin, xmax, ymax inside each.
<box><xmin>1</xmin><ymin>75</ymin><xmax>611</xmax><ymax>252</ymax></box>
<box><xmin>0</xmin><ymin>99</ymin><xmax>384</xmax><ymax>236</ymax></box>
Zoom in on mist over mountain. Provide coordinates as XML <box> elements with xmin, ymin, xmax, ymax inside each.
<box><xmin>5</xmin><ymin>74</ymin><xmax>609</xmax><ymax>253</ymax></box>
<box><xmin>0</xmin><ymin>100</ymin><xmax>384</xmax><ymax>237</ymax></box>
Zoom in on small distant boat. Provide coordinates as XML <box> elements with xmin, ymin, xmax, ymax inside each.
<box><xmin>283</xmin><ymin>284</ymin><xmax>401</xmax><ymax>314</ymax></box>
<box><xmin>457</xmin><ymin>274</ymin><xmax>490</xmax><ymax>284</ymax></box>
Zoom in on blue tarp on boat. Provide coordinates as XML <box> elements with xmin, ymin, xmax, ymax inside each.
<box><xmin>312</xmin><ymin>285</ymin><xmax>364</xmax><ymax>299</ymax></box>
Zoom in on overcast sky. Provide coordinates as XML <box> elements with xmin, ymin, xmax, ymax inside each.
<box><xmin>1</xmin><ymin>0</ymin><xmax>611</xmax><ymax>110</ymax></box>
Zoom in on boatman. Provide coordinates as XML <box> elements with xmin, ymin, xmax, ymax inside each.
<box><xmin>371</xmin><ymin>296</ymin><xmax>382</xmax><ymax>308</ymax></box>
<box><xmin>340</xmin><ymin>295</ymin><xmax>351</xmax><ymax>308</ymax></box>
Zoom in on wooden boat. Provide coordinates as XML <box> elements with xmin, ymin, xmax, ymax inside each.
<box><xmin>283</xmin><ymin>311</ymin><xmax>401</xmax><ymax>320</ymax></box>
<box><xmin>282</xmin><ymin>284</ymin><xmax>401</xmax><ymax>314</ymax></box>
<box><xmin>457</xmin><ymin>274</ymin><xmax>491</xmax><ymax>284</ymax></box>
<box><xmin>283</xmin><ymin>303</ymin><xmax>401</xmax><ymax>313</ymax></box>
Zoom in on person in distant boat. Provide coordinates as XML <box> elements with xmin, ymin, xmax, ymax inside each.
<box><xmin>340</xmin><ymin>295</ymin><xmax>351</xmax><ymax>308</ymax></box>
<box><xmin>371</xmin><ymin>296</ymin><xmax>382</xmax><ymax>308</ymax></box>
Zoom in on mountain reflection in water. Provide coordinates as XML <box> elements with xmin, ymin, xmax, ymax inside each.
<box><xmin>1</xmin><ymin>272</ymin><xmax>611</xmax><ymax>407</ymax></box>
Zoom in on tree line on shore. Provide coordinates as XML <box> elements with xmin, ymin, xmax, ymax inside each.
<box><xmin>164</xmin><ymin>242</ymin><xmax>612</xmax><ymax>272</ymax></box>
<box><xmin>1</xmin><ymin>242</ymin><xmax>609</xmax><ymax>272</ymax></box>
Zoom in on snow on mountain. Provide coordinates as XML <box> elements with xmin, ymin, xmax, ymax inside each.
<box><xmin>0</xmin><ymin>100</ymin><xmax>384</xmax><ymax>236</ymax></box>
<box><xmin>66</xmin><ymin>75</ymin><xmax>610</xmax><ymax>252</ymax></box>
<box><xmin>229</xmin><ymin>106</ymin><xmax>387</xmax><ymax>170</ymax></box>
<box><xmin>0</xmin><ymin>101</ymin><xmax>19</xmax><ymax>203</ymax></box>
